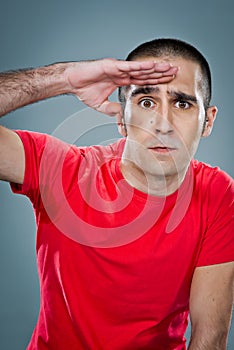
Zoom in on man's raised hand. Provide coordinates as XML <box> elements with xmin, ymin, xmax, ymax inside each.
<box><xmin>65</xmin><ymin>59</ymin><xmax>178</xmax><ymax>116</ymax></box>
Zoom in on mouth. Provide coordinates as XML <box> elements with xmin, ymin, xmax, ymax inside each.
<box><xmin>148</xmin><ymin>145</ymin><xmax>177</xmax><ymax>154</ymax></box>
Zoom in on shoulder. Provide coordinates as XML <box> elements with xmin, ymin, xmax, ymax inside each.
<box><xmin>14</xmin><ymin>129</ymin><xmax>68</xmax><ymax>155</ymax></box>
<box><xmin>66</xmin><ymin>137</ymin><xmax>126</xmax><ymax>166</ymax></box>
<box><xmin>193</xmin><ymin>161</ymin><xmax>234</xmax><ymax>267</ymax></box>
<box><xmin>78</xmin><ymin>137</ymin><xmax>125</xmax><ymax>158</ymax></box>
<box><xmin>192</xmin><ymin>159</ymin><xmax>233</xmax><ymax>193</ymax></box>
<box><xmin>191</xmin><ymin>160</ymin><xmax>233</xmax><ymax>223</ymax></box>
<box><xmin>193</xmin><ymin>159</ymin><xmax>233</xmax><ymax>226</ymax></box>
<box><xmin>15</xmin><ymin>130</ymin><xmax>125</xmax><ymax>160</ymax></box>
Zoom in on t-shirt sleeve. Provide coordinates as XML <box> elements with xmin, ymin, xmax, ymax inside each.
<box><xmin>196</xmin><ymin>169</ymin><xmax>234</xmax><ymax>267</ymax></box>
<box><xmin>11</xmin><ymin>130</ymin><xmax>47</xmax><ymax>207</ymax></box>
<box><xmin>10</xmin><ymin>130</ymin><xmax>72</xmax><ymax>210</ymax></box>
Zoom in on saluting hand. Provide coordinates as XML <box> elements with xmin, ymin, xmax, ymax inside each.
<box><xmin>66</xmin><ymin>58</ymin><xmax>178</xmax><ymax>117</ymax></box>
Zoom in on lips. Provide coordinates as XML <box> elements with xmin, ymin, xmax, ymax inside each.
<box><xmin>148</xmin><ymin>145</ymin><xmax>177</xmax><ymax>153</ymax></box>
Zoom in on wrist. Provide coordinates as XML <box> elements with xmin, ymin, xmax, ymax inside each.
<box><xmin>63</xmin><ymin>61</ymin><xmax>85</xmax><ymax>94</ymax></box>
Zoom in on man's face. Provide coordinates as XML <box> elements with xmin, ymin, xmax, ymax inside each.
<box><xmin>122</xmin><ymin>56</ymin><xmax>217</xmax><ymax>179</ymax></box>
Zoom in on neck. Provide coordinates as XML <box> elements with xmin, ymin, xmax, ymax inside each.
<box><xmin>120</xmin><ymin>158</ymin><xmax>189</xmax><ymax>197</ymax></box>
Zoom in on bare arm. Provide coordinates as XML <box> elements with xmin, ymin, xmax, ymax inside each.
<box><xmin>0</xmin><ymin>64</ymin><xmax>69</xmax><ymax>117</ymax></box>
<box><xmin>0</xmin><ymin>59</ymin><xmax>177</xmax><ymax>184</ymax></box>
<box><xmin>188</xmin><ymin>262</ymin><xmax>234</xmax><ymax>350</ymax></box>
<box><xmin>0</xmin><ymin>59</ymin><xmax>177</xmax><ymax>117</ymax></box>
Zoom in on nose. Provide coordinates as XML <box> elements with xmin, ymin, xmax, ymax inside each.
<box><xmin>151</xmin><ymin>102</ymin><xmax>173</xmax><ymax>134</ymax></box>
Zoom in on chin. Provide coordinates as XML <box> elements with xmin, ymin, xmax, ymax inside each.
<box><xmin>139</xmin><ymin>162</ymin><xmax>177</xmax><ymax>178</ymax></box>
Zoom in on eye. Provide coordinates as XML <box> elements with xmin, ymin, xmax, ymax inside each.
<box><xmin>139</xmin><ymin>99</ymin><xmax>155</xmax><ymax>109</ymax></box>
<box><xmin>175</xmin><ymin>100</ymin><xmax>191</xmax><ymax>109</ymax></box>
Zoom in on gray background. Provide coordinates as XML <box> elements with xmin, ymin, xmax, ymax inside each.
<box><xmin>0</xmin><ymin>0</ymin><xmax>233</xmax><ymax>348</ymax></box>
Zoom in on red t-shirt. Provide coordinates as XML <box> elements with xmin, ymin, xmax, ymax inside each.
<box><xmin>11</xmin><ymin>131</ymin><xmax>234</xmax><ymax>350</ymax></box>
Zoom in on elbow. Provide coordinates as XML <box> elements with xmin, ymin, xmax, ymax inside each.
<box><xmin>189</xmin><ymin>326</ymin><xmax>229</xmax><ymax>349</ymax></box>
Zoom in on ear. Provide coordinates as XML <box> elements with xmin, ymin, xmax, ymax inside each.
<box><xmin>117</xmin><ymin>111</ymin><xmax>127</xmax><ymax>137</ymax></box>
<box><xmin>117</xmin><ymin>120</ymin><xmax>127</xmax><ymax>137</ymax></box>
<box><xmin>202</xmin><ymin>106</ymin><xmax>218</xmax><ymax>137</ymax></box>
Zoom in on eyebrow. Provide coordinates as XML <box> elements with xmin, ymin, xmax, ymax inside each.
<box><xmin>130</xmin><ymin>86</ymin><xmax>198</xmax><ymax>104</ymax></box>
<box><xmin>130</xmin><ymin>86</ymin><xmax>160</xmax><ymax>98</ymax></box>
<box><xmin>169</xmin><ymin>90</ymin><xmax>198</xmax><ymax>104</ymax></box>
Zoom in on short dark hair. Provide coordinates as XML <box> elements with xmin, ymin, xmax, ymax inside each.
<box><xmin>118</xmin><ymin>38</ymin><xmax>212</xmax><ymax>110</ymax></box>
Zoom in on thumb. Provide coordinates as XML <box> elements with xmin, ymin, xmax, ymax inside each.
<box><xmin>97</xmin><ymin>101</ymin><xmax>122</xmax><ymax>116</ymax></box>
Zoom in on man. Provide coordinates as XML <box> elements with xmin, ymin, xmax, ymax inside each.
<box><xmin>0</xmin><ymin>38</ymin><xmax>233</xmax><ymax>349</ymax></box>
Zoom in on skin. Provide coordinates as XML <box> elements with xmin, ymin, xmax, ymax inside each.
<box><xmin>119</xmin><ymin>56</ymin><xmax>217</xmax><ymax>196</ymax></box>
<box><xmin>189</xmin><ymin>262</ymin><xmax>234</xmax><ymax>349</ymax></box>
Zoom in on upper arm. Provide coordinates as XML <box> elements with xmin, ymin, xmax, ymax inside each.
<box><xmin>189</xmin><ymin>262</ymin><xmax>234</xmax><ymax>347</ymax></box>
<box><xmin>0</xmin><ymin>125</ymin><xmax>25</xmax><ymax>184</ymax></box>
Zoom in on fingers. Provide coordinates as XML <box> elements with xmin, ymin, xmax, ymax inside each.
<box><xmin>129</xmin><ymin>74</ymin><xmax>177</xmax><ymax>86</ymax></box>
<box><xmin>129</xmin><ymin>66</ymin><xmax>178</xmax><ymax>78</ymax></box>
<box><xmin>116</xmin><ymin>60</ymin><xmax>156</xmax><ymax>72</ymax></box>
<box><xmin>115</xmin><ymin>72</ymin><xmax>177</xmax><ymax>88</ymax></box>
<box><xmin>128</xmin><ymin>65</ymin><xmax>178</xmax><ymax>84</ymax></box>
<box><xmin>112</xmin><ymin>60</ymin><xmax>178</xmax><ymax>86</ymax></box>
<box><xmin>117</xmin><ymin>60</ymin><xmax>172</xmax><ymax>72</ymax></box>
<box><xmin>118</xmin><ymin>60</ymin><xmax>178</xmax><ymax>74</ymax></box>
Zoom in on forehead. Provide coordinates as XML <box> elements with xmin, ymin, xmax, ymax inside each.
<box><xmin>131</xmin><ymin>56</ymin><xmax>202</xmax><ymax>98</ymax></box>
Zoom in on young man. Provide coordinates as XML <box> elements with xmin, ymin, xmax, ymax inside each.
<box><xmin>0</xmin><ymin>39</ymin><xmax>233</xmax><ymax>349</ymax></box>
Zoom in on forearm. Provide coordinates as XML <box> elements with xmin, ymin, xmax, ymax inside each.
<box><xmin>188</xmin><ymin>329</ymin><xmax>228</xmax><ymax>350</ymax></box>
<box><xmin>188</xmin><ymin>340</ymin><xmax>227</xmax><ymax>350</ymax></box>
<box><xmin>0</xmin><ymin>62</ymin><xmax>72</xmax><ymax>117</ymax></box>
